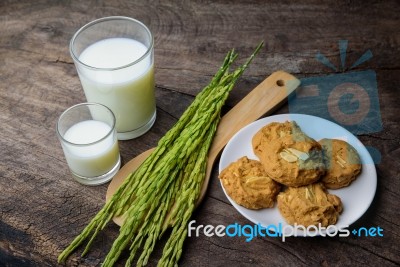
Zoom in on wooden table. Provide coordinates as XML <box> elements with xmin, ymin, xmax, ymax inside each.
<box><xmin>1</xmin><ymin>1</ymin><xmax>399</xmax><ymax>266</ymax></box>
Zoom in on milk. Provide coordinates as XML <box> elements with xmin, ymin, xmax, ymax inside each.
<box><xmin>77</xmin><ymin>38</ymin><xmax>156</xmax><ymax>137</ymax></box>
<box><xmin>62</xmin><ymin>120</ymin><xmax>120</xmax><ymax>178</ymax></box>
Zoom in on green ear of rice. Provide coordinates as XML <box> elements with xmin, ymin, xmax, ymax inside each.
<box><xmin>58</xmin><ymin>42</ymin><xmax>263</xmax><ymax>267</ymax></box>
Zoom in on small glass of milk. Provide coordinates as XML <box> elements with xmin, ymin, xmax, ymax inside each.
<box><xmin>56</xmin><ymin>103</ymin><xmax>121</xmax><ymax>185</ymax></box>
<box><xmin>70</xmin><ymin>16</ymin><xmax>156</xmax><ymax>140</ymax></box>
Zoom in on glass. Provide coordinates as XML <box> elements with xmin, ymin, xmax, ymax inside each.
<box><xmin>70</xmin><ymin>16</ymin><xmax>156</xmax><ymax>140</ymax></box>
<box><xmin>57</xmin><ymin>103</ymin><xmax>121</xmax><ymax>185</ymax></box>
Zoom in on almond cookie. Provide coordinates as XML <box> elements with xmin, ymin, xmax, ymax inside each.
<box><xmin>252</xmin><ymin>121</ymin><xmax>300</xmax><ymax>158</ymax></box>
<box><xmin>256</xmin><ymin>122</ymin><xmax>325</xmax><ymax>187</ymax></box>
<box><xmin>277</xmin><ymin>183</ymin><xmax>343</xmax><ymax>227</ymax></box>
<box><xmin>219</xmin><ymin>156</ymin><xmax>281</xmax><ymax>210</ymax></box>
<box><xmin>319</xmin><ymin>138</ymin><xmax>362</xmax><ymax>189</ymax></box>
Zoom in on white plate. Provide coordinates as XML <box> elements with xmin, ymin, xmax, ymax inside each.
<box><xmin>219</xmin><ymin>114</ymin><xmax>377</xmax><ymax>236</ymax></box>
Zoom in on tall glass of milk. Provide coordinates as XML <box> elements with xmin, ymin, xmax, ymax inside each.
<box><xmin>70</xmin><ymin>17</ymin><xmax>156</xmax><ymax>140</ymax></box>
<box><xmin>57</xmin><ymin>103</ymin><xmax>121</xmax><ymax>185</ymax></box>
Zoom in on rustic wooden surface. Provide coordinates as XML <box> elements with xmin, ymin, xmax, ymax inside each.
<box><xmin>1</xmin><ymin>0</ymin><xmax>399</xmax><ymax>266</ymax></box>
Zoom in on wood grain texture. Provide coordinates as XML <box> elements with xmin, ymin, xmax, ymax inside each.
<box><xmin>0</xmin><ymin>0</ymin><xmax>399</xmax><ymax>266</ymax></box>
